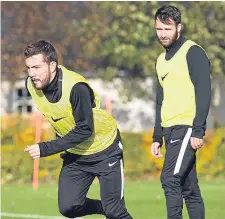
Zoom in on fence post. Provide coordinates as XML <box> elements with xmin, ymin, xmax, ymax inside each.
<box><xmin>32</xmin><ymin>112</ymin><xmax>42</xmax><ymax>190</ymax></box>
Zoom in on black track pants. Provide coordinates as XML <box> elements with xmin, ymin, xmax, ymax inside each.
<box><xmin>58</xmin><ymin>141</ymin><xmax>133</xmax><ymax>219</ymax></box>
<box><xmin>161</xmin><ymin>126</ymin><xmax>205</xmax><ymax>219</ymax></box>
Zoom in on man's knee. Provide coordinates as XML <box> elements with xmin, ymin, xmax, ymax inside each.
<box><xmin>183</xmin><ymin>190</ymin><xmax>203</xmax><ymax>203</ymax></box>
<box><xmin>59</xmin><ymin>203</ymin><xmax>84</xmax><ymax>218</ymax></box>
<box><xmin>160</xmin><ymin>172</ymin><xmax>181</xmax><ymax>191</ymax></box>
<box><xmin>182</xmin><ymin>181</ymin><xmax>203</xmax><ymax>202</ymax></box>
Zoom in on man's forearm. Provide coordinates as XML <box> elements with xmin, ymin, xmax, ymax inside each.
<box><xmin>39</xmin><ymin>125</ymin><xmax>93</xmax><ymax>157</ymax></box>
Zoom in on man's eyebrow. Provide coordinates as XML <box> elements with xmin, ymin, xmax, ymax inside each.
<box><xmin>25</xmin><ymin>64</ymin><xmax>42</xmax><ymax>68</ymax></box>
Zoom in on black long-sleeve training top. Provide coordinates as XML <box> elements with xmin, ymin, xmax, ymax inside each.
<box><xmin>26</xmin><ymin>68</ymin><xmax>121</xmax><ymax>162</ymax></box>
<box><xmin>153</xmin><ymin>35</ymin><xmax>211</xmax><ymax>145</ymax></box>
<box><xmin>26</xmin><ymin>68</ymin><xmax>95</xmax><ymax>157</ymax></box>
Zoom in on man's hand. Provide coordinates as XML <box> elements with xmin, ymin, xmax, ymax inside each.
<box><xmin>24</xmin><ymin>144</ymin><xmax>40</xmax><ymax>159</ymax></box>
<box><xmin>151</xmin><ymin>142</ymin><xmax>163</xmax><ymax>158</ymax></box>
<box><xmin>190</xmin><ymin>137</ymin><xmax>203</xmax><ymax>150</ymax></box>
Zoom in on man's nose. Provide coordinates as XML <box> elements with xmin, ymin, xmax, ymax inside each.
<box><xmin>161</xmin><ymin>31</ymin><xmax>166</xmax><ymax>38</ymax></box>
<box><xmin>28</xmin><ymin>68</ymin><xmax>35</xmax><ymax>77</ymax></box>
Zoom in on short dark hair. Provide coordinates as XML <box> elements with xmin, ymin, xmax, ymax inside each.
<box><xmin>155</xmin><ymin>5</ymin><xmax>181</xmax><ymax>25</ymax></box>
<box><xmin>24</xmin><ymin>40</ymin><xmax>58</xmax><ymax>65</ymax></box>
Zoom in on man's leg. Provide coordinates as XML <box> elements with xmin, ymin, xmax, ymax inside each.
<box><xmin>97</xmin><ymin>149</ymin><xmax>133</xmax><ymax>219</ymax></box>
<box><xmin>160</xmin><ymin>126</ymin><xmax>194</xmax><ymax>219</ymax></box>
<box><xmin>182</xmin><ymin>162</ymin><xmax>205</xmax><ymax>219</ymax></box>
<box><xmin>58</xmin><ymin>160</ymin><xmax>104</xmax><ymax>218</ymax></box>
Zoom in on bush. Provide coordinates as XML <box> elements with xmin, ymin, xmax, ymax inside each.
<box><xmin>121</xmin><ymin>132</ymin><xmax>152</xmax><ymax>180</ymax></box>
<box><xmin>1</xmin><ymin>114</ymin><xmax>59</xmax><ymax>184</ymax></box>
<box><xmin>1</xmin><ymin>115</ymin><xmax>225</xmax><ymax>183</ymax></box>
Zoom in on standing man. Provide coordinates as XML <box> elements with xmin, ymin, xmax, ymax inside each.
<box><xmin>151</xmin><ymin>5</ymin><xmax>211</xmax><ymax>219</ymax></box>
<box><xmin>24</xmin><ymin>40</ymin><xmax>133</xmax><ymax>219</ymax></box>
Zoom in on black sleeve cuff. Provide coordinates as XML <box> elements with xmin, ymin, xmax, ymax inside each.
<box><xmin>191</xmin><ymin>127</ymin><xmax>205</xmax><ymax>139</ymax></box>
<box><xmin>38</xmin><ymin>142</ymin><xmax>61</xmax><ymax>157</ymax></box>
<box><xmin>38</xmin><ymin>142</ymin><xmax>48</xmax><ymax>157</ymax></box>
<box><xmin>153</xmin><ymin>135</ymin><xmax>163</xmax><ymax>147</ymax></box>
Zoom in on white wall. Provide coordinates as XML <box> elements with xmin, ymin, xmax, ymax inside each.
<box><xmin>88</xmin><ymin>78</ymin><xmax>155</xmax><ymax>132</ymax></box>
<box><xmin>1</xmin><ymin>78</ymin><xmax>155</xmax><ymax>132</ymax></box>
<box><xmin>2</xmin><ymin>77</ymin><xmax>224</xmax><ymax>131</ymax></box>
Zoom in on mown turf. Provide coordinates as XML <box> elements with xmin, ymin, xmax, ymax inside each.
<box><xmin>2</xmin><ymin>180</ymin><xmax>225</xmax><ymax>219</ymax></box>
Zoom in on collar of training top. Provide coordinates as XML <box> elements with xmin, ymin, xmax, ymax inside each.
<box><xmin>166</xmin><ymin>35</ymin><xmax>185</xmax><ymax>51</ymax></box>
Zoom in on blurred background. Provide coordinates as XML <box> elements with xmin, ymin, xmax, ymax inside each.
<box><xmin>1</xmin><ymin>1</ymin><xmax>225</xmax><ymax>219</ymax></box>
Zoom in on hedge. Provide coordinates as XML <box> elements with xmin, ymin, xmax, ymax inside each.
<box><xmin>1</xmin><ymin>115</ymin><xmax>225</xmax><ymax>183</ymax></box>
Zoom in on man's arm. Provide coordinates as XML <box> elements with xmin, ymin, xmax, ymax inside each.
<box><xmin>152</xmin><ymin>77</ymin><xmax>164</xmax><ymax>146</ymax></box>
<box><xmin>187</xmin><ymin>46</ymin><xmax>211</xmax><ymax>138</ymax></box>
<box><xmin>38</xmin><ymin>83</ymin><xmax>94</xmax><ymax>157</ymax></box>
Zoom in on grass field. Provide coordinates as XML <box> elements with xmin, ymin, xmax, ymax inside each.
<box><xmin>1</xmin><ymin>180</ymin><xmax>225</xmax><ymax>219</ymax></box>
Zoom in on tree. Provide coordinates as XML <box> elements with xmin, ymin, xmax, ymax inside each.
<box><xmin>181</xmin><ymin>1</ymin><xmax>225</xmax><ymax>78</ymax></box>
<box><xmin>2</xmin><ymin>2</ymin><xmax>224</xmax><ymax>80</ymax></box>
<box><xmin>76</xmin><ymin>1</ymin><xmax>162</xmax><ymax>78</ymax></box>
<box><xmin>75</xmin><ymin>1</ymin><xmax>225</xmax><ymax>79</ymax></box>
<box><xmin>1</xmin><ymin>1</ymin><xmax>92</xmax><ymax>82</ymax></box>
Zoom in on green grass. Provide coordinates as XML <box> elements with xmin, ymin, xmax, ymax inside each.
<box><xmin>1</xmin><ymin>180</ymin><xmax>225</xmax><ymax>219</ymax></box>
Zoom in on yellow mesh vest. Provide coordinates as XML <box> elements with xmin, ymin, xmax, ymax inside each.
<box><xmin>156</xmin><ymin>40</ymin><xmax>207</xmax><ymax>127</ymax></box>
<box><xmin>27</xmin><ymin>65</ymin><xmax>118</xmax><ymax>155</ymax></box>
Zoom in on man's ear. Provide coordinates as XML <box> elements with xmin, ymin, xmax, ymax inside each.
<box><xmin>50</xmin><ymin>61</ymin><xmax>57</xmax><ymax>73</ymax></box>
<box><xmin>177</xmin><ymin>23</ymin><xmax>182</xmax><ymax>34</ymax></box>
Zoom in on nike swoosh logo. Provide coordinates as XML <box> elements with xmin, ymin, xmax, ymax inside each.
<box><xmin>51</xmin><ymin>116</ymin><xmax>66</xmax><ymax>122</ymax></box>
<box><xmin>161</xmin><ymin>73</ymin><xmax>169</xmax><ymax>81</ymax></box>
<box><xmin>170</xmin><ymin>139</ymin><xmax>181</xmax><ymax>144</ymax></box>
<box><xmin>108</xmin><ymin>161</ymin><xmax>118</xmax><ymax>167</ymax></box>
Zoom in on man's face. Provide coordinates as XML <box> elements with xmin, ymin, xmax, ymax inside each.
<box><xmin>25</xmin><ymin>54</ymin><xmax>55</xmax><ymax>90</ymax></box>
<box><xmin>155</xmin><ymin>18</ymin><xmax>181</xmax><ymax>48</ymax></box>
